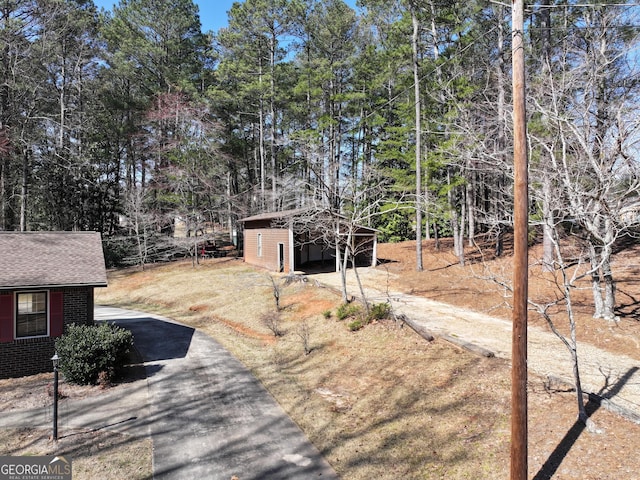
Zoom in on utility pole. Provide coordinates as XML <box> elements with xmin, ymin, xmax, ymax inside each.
<box><xmin>511</xmin><ymin>0</ymin><xmax>528</xmax><ymax>479</ymax></box>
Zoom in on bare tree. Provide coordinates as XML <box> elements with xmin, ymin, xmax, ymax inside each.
<box><xmin>529</xmin><ymin>3</ymin><xmax>640</xmax><ymax>320</ymax></box>
<box><xmin>290</xmin><ymin>168</ymin><xmax>390</xmax><ymax>307</ymax></box>
<box><xmin>123</xmin><ymin>187</ymin><xmax>151</xmax><ymax>269</ymax></box>
<box><xmin>268</xmin><ymin>275</ymin><xmax>281</xmax><ymax>311</ymax></box>
<box><xmin>528</xmin><ymin>216</ymin><xmax>605</xmax><ymax>432</ymax></box>
<box><xmin>262</xmin><ymin>310</ymin><xmax>283</xmax><ymax>337</ymax></box>
<box><xmin>296</xmin><ymin>320</ymin><xmax>312</xmax><ymax>355</ymax></box>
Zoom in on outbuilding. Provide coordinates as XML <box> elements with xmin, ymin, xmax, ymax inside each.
<box><xmin>240</xmin><ymin>209</ymin><xmax>377</xmax><ymax>273</ymax></box>
<box><xmin>0</xmin><ymin>231</ymin><xmax>107</xmax><ymax>379</ymax></box>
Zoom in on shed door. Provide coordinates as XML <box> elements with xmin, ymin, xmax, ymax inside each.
<box><xmin>278</xmin><ymin>243</ymin><xmax>285</xmax><ymax>273</ymax></box>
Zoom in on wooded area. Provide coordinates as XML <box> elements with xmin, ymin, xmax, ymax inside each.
<box><xmin>1</xmin><ymin>0</ymin><xmax>640</xmax><ymax>285</ymax></box>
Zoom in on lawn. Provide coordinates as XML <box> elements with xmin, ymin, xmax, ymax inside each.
<box><xmin>93</xmin><ymin>250</ymin><xmax>640</xmax><ymax>479</ymax></box>
<box><xmin>3</xmin><ymin>238</ymin><xmax>639</xmax><ymax>479</ymax></box>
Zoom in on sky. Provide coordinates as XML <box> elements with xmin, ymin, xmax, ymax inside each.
<box><xmin>92</xmin><ymin>1</ymin><xmax>246</xmax><ymax>33</ymax></box>
<box><xmin>93</xmin><ymin>1</ymin><xmax>359</xmax><ymax>34</ymax></box>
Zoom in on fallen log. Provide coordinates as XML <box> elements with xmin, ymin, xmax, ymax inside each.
<box><xmin>397</xmin><ymin>314</ymin><xmax>435</xmax><ymax>342</ymax></box>
<box><xmin>441</xmin><ymin>334</ymin><xmax>496</xmax><ymax>358</ymax></box>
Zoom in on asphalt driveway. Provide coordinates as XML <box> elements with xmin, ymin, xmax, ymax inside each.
<box><xmin>95</xmin><ymin>306</ymin><xmax>337</xmax><ymax>480</ymax></box>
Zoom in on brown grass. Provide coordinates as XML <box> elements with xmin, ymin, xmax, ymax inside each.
<box><xmin>4</xmin><ymin>239</ymin><xmax>640</xmax><ymax>479</ymax></box>
<box><xmin>0</xmin><ymin>428</ymin><xmax>152</xmax><ymax>480</ymax></box>
<box><xmin>91</xmin><ymin>252</ymin><xmax>640</xmax><ymax>479</ymax></box>
<box><xmin>0</xmin><ymin>362</ymin><xmax>152</xmax><ymax>479</ymax></box>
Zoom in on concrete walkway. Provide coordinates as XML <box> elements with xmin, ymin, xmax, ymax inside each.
<box><xmin>99</xmin><ymin>307</ymin><xmax>337</xmax><ymax>480</ymax></box>
<box><xmin>2</xmin><ymin>307</ymin><xmax>337</xmax><ymax>480</ymax></box>
<box><xmin>309</xmin><ymin>268</ymin><xmax>640</xmax><ymax>423</ymax></box>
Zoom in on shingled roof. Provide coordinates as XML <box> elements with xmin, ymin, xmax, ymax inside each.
<box><xmin>239</xmin><ymin>208</ymin><xmax>311</xmax><ymax>223</ymax></box>
<box><xmin>0</xmin><ymin>232</ymin><xmax>107</xmax><ymax>290</ymax></box>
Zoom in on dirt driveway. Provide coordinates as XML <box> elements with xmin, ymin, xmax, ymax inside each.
<box><xmin>309</xmin><ymin>267</ymin><xmax>640</xmax><ymax>423</ymax></box>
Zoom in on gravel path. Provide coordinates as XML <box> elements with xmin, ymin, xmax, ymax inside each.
<box><xmin>309</xmin><ymin>267</ymin><xmax>640</xmax><ymax>423</ymax></box>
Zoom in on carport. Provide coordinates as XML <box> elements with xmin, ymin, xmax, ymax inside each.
<box><xmin>240</xmin><ymin>208</ymin><xmax>377</xmax><ymax>274</ymax></box>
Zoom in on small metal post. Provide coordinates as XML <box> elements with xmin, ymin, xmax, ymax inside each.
<box><xmin>51</xmin><ymin>353</ymin><xmax>59</xmax><ymax>441</ymax></box>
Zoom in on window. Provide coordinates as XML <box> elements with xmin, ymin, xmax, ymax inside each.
<box><xmin>257</xmin><ymin>233</ymin><xmax>263</xmax><ymax>257</ymax></box>
<box><xmin>16</xmin><ymin>292</ymin><xmax>47</xmax><ymax>338</ymax></box>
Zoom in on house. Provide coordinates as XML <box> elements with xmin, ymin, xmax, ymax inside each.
<box><xmin>0</xmin><ymin>232</ymin><xmax>107</xmax><ymax>379</ymax></box>
<box><xmin>240</xmin><ymin>209</ymin><xmax>377</xmax><ymax>273</ymax></box>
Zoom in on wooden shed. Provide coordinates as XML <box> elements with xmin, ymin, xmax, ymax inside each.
<box><xmin>240</xmin><ymin>209</ymin><xmax>377</xmax><ymax>273</ymax></box>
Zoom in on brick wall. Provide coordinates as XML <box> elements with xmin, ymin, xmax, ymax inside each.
<box><xmin>64</xmin><ymin>287</ymin><xmax>94</xmax><ymax>325</ymax></box>
<box><xmin>0</xmin><ymin>287</ymin><xmax>94</xmax><ymax>379</ymax></box>
<box><xmin>0</xmin><ymin>335</ymin><xmax>56</xmax><ymax>379</ymax></box>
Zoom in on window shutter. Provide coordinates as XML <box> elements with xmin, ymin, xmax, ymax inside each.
<box><xmin>50</xmin><ymin>292</ymin><xmax>64</xmax><ymax>337</ymax></box>
<box><xmin>0</xmin><ymin>294</ymin><xmax>13</xmax><ymax>343</ymax></box>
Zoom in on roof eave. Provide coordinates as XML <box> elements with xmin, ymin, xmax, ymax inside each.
<box><xmin>0</xmin><ymin>282</ymin><xmax>108</xmax><ymax>291</ymax></box>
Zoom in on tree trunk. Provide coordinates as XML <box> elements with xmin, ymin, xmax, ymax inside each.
<box><xmin>495</xmin><ymin>226</ymin><xmax>503</xmax><ymax>257</ymax></box>
<box><xmin>494</xmin><ymin>4</ymin><xmax>507</xmax><ymax>260</ymax></box>
<box><xmin>20</xmin><ymin>148</ymin><xmax>28</xmax><ymax>231</ymax></box>
<box><xmin>345</xmin><ymin>228</ymin><xmax>369</xmax><ymax>313</ymax></box>
<box><xmin>258</xmin><ymin>61</ymin><xmax>266</xmax><ymax>211</ymax></box>
<box><xmin>458</xmin><ymin>186</ymin><xmax>466</xmax><ymax>266</ymax></box>
<box><xmin>540</xmin><ymin>230</ymin><xmax>598</xmax><ymax>431</ymax></box>
<box><xmin>542</xmin><ymin>177</ymin><xmax>555</xmax><ymax>271</ymax></box>
<box><xmin>466</xmin><ymin>161</ymin><xmax>475</xmax><ymax>247</ymax></box>
<box><xmin>269</xmin><ymin>30</ymin><xmax>277</xmax><ymax>210</ymax></box>
<box><xmin>589</xmin><ymin>242</ymin><xmax>606</xmax><ymax>319</ymax></box>
<box><xmin>0</xmin><ymin>156</ymin><xmax>6</xmax><ymax>230</ymax></box>
<box><xmin>338</xmin><ymin>242</ymin><xmax>349</xmax><ymax>303</ymax></box>
<box><xmin>227</xmin><ymin>172</ymin><xmax>233</xmax><ymax>243</ymax></box>
<box><xmin>565</xmin><ymin>280</ymin><xmax>588</xmax><ymax>424</ymax></box>
<box><xmin>448</xmin><ymin>169</ymin><xmax>464</xmax><ymax>265</ymax></box>
<box><xmin>411</xmin><ymin>7</ymin><xmax>423</xmax><ymax>272</ymax></box>
<box><xmin>601</xmin><ymin>244</ymin><xmax>617</xmax><ymax>320</ymax></box>
<box><xmin>570</xmin><ymin>338</ymin><xmax>588</xmax><ymax>424</ymax></box>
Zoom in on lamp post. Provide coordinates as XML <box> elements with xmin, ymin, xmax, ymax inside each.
<box><xmin>51</xmin><ymin>353</ymin><xmax>59</xmax><ymax>441</ymax></box>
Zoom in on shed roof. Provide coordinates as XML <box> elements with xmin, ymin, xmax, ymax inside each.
<box><xmin>0</xmin><ymin>231</ymin><xmax>108</xmax><ymax>290</ymax></box>
<box><xmin>240</xmin><ymin>208</ymin><xmax>378</xmax><ymax>233</ymax></box>
<box><xmin>239</xmin><ymin>208</ymin><xmax>310</xmax><ymax>223</ymax></box>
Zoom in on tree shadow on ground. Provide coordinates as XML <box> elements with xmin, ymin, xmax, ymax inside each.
<box><xmin>533</xmin><ymin>366</ymin><xmax>639</xmax><ymax>480</ymax></box>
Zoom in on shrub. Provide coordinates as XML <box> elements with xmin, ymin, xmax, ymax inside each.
<box><xmin>367</xmin><ymin>302</ymin><xmax>392</xmax><ymax>322</ymax></box>
<box><xmin>55</xmin><ymin>323</ymin><xmax>133</xmax><ymax>385</ymax></box>
<box><xmin>322</xmin><ymin>310</ymin><xmax>332</xmax><ymax>319</ymax></box>
<box><xmin>348</xmin><ymin>320</ymin><xmax>364</xmax><ymax>331</ymax></box>
<box><xmin>336</xmin><ymin>303</ymin><xmax>361</xmax><ymax>321</ymax></box>
<box><xmin>261</xmin><ymin>311</ymin><xmax>284</xmax><ymax>337</ymax></box>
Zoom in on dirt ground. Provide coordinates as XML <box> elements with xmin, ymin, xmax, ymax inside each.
<box><xmin>2</xmin><ymin>238</ymin><xmax>640</xmax><ymax>479</ymax></box>
<box><xmin>377</xmin><ymin>237</ymin><xmax>640</xmax><ymax>362</ymax></box>
<box><xmin>376</xmin><ymin>238</ymin><xmax>640</xmax><ymax>478</ymax></box>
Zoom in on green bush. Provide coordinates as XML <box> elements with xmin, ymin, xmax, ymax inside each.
<box><xmin>322</xmin><ymin>310</ymin><xmax>332</xmax><ymax>319</ymax></box>
<box><xmin>55</xmin><ymin>323</ymin><xmax>133</xmax><ymax>385</ymax></box>
<box><xmin>336</xmin><ymin>303</ymin><xmax>362</xmax><ymax>321</ymax></box>
<box><xmin>367</xmin><ymin>302</ymin><xmax>391</xmax><ymax>322</ymax></box>
<box><xmin>348</xmin><ymin>320</ymin><xmax>364</xmax><ymax>331</ymax></box>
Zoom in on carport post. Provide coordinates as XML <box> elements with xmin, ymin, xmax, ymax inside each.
<box><xmin>288</xmin><ymin>224</ymin><xmax>295</xmax><ymax>273</ymax></box>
